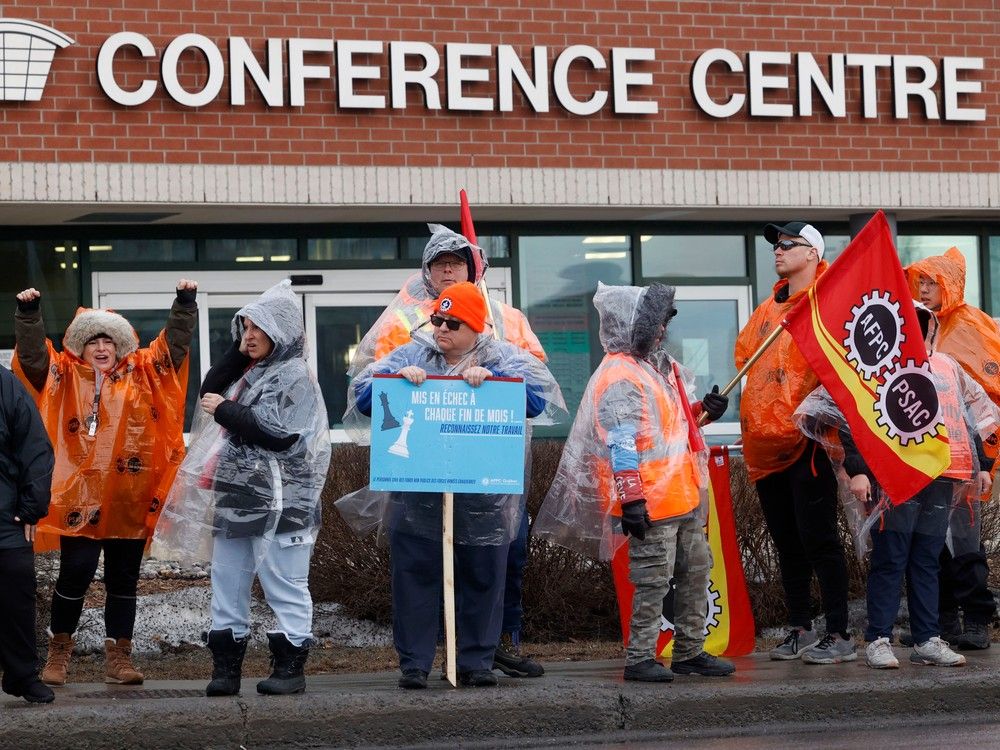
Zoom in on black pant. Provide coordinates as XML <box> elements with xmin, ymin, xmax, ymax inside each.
<box><xmin>390</xmin><ymin>531</ymin><xmax>508</xmax><ymax>674</ymax></box>
<box><xmin>0</xmin><ymin>546</ymin><xmax>41</xmax><ymax>692</ymax></box>
<box><xmin>755</xmin><ymin>441</ymin><xmax>850</xmax><ymax>635</ymax></box>
<box><xmin>50</xmin><ymin>536</ymin><xmax>146</xmax><ymax>640</ymax></box>
<box><xmin>940</xmin><ymin>544</ymin><xmax>997</xmax><ymax>625</ymax></box>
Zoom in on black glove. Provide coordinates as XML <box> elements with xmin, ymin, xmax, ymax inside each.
<box><xmin>16</xmin><ymin>295</ymin><xmax>40</xmax><ymax>313</ymax></box>
<box><xmin>700</xmin><ymin>385</ymin><xmax>728</xmax><ymax>422</ymax></box>
<box><xmin>176</xmin><ymin>287</ymin><xmax>198</xmax><ymax>307</ymax></box>
<box><xmin>620</xmin><ymin>499</ymin><xmax>652</xmax><ymax>541</ymax></box>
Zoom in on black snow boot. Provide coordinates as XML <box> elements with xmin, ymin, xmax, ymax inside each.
<box><xmin>257</xmin><ymin>632</ymin><xmax>309</xmax><ymax>695</ymax></box>
<box><xmin>205</xmin><ymin>629</ymin><xmax>248</xmax><ymax>697</ymax></box>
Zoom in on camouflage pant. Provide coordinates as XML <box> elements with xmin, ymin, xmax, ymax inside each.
<box><xmin>625</xmin><ymin>515</ymin><xmax>713</xmax><ymax>665</ymax></box>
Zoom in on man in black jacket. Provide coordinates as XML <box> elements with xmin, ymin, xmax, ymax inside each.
<box><xmin>0</xmin><ymin>364</ymin><xmax>55</xmax><ymax>703</ymax></box>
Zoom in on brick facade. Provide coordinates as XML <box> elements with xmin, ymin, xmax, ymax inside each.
<box><xmin>1</xmin><ymin>0</ymin><xmax>997</xmax><ymax>173</ymax></box>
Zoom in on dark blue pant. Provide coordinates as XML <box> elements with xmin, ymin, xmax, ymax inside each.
<box><xmin>501</xmin><ymin>501</ymin><xmax>529</xmax><ymax>639</ymax></box>
<box><xmin>865</xmin><ymin>481</ymin><xmax>950</xmax><ymax>644</ymax></box>
<box><xmin>0</xmin><ymin>547</ymin><xmax>40</xmax><ymax>693</ymax></box>
<box><xmin>390</xmin><ymin>531</ymin><xmax>508</xmax><ymax>674</ymax></box>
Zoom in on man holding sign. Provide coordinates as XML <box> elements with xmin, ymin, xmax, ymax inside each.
<box><xmin>338</xmin><ymin>282</ymin><xmax>565</xmax><ymax>689</ymax></box>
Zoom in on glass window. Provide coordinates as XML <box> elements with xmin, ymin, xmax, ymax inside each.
<box><xmin>203</xmin><ymin>239</ymin><xmax>297</xmax><ymax>263</ymax></box>
<box><xmin>0</xmin><ymin>240</ymin><xmax>80</xmax><ymax>353</ymax></box>
<box><xmin>519</xmin><ymin>235</ymin><xmax>632</xmax><ymax>427</ymax></box>
<box><xmin>313</xmin><ymin>306</ymin><xmax>386</xmax><ymax>427</ymax></box>
<box><xmin>753</xmin><ymin>234</ymin><xmax>851</xmax><ymax>304</ymax></box>
<box><xmin>897</xmin><ymin>236</ymin><xmax>980</xmax><ymax>308</ymax></box>
<box><xmin>988</xmin><ymin>237</ymin><xmax>1000</xmax><ymax>316</ymax></box>
<box><xmin>404</xmin><ymin>235</ymin><xmax>510</xmax><ymax>259</ymax></box>
<box><xmin>122</xmin><ymin>309</ymin><xmax>201</xmax><ymax>431</ymax></box>
<box><xmin>307</xmin><ymin>237</ymin><xmax>397</xmax><ymax>261</ymax></box>
<box><xmin>642</xmin><ymin>235</ymin><xmax>746</xmax><ymax>278</ymax></box>
<box><xmin>208</xmin><ymin>308</ymin><xmax>241</xmax><ymax>364</ymax></box>
<box><xmin>88</xmin><ymin>239</ymin><xmax>195</xmax><ymax>263</ymax></box>
<box><xmin>662</xmin><ymin>298</ymin><xmax>742</xmax><ymax>425</ymax></box>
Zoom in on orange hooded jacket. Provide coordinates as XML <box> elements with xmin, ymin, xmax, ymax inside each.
<box><xmin>735</xmin><ymin>261</ymin><xmax>829</xmax><ymax>482</ymax></box>
<box><xmin>906</xmin><ymin>247</ymin><xmax>1000</xmax><ymax>465</ymax></box>
<box><xmin>13</xmin><ymin>306</ymin><xmax>191</xmax><ymax>551</ymax></box>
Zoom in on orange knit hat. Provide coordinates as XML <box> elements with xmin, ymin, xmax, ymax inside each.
<box><xmin>433</xmin><ymin>282</ymin><xmax>487</xmax><ymax>333</ymax></box>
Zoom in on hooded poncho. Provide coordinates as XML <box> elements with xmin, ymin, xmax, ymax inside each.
<box><xmin>13</xmin><ymin>306</ymin><xmax>189</xmax><ymax>550</ymax></box>
<box><xmin>153</xmin><ymin>282</ymin><xmax>331</xmax><ymax>568</ymax></box>
<box><xmin>336</xmin><ymin>333</ymin><xmax>566</xmax><ymax>545</ymax></box>
<box><xmin>347</xmin><ymin>224</ymin><xmax>545</xmax><ymax>376</ymax></box>
<box><xmin>533</xmin><ymin>282</ymin><xmax>708</xmax><ymax>561</ymax></box>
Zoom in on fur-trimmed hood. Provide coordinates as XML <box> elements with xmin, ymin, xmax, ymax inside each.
<box><xmin>63</xmin><ymin>307</ymin><xmax>139</xmax><ymax>359</ymax></box>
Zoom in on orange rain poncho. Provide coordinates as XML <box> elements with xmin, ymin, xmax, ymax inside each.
<box><xmin>735</xmin><ymin>261</ymin><xmax>829</xmax><ymax>482</ymax></box>
<box><xmin>905</xmin><ymin>247</ymin><xmax>1000</xmax><ymax>464</ymax></box>
<box><xmin>13</xmin><ymin>305</ymin><xmax>192</xmax><ymax>551</ymax></box>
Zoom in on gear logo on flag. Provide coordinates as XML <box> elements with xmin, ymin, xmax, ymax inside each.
<box><xmin>843</xmin><ymin>290</ymin><xmax>905</xmax><ymax>380</ymax></box>
<box><xmin>874</xmin><ymin>360</ymin><xmax>941</xmax><ymax>445</ymax></box>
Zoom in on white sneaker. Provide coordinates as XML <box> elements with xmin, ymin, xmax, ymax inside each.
<box><xmin>911</xmin><ymin>636</ymin><xmax>966</xmax><ymax>667</ymax></box>
<box><xmin>865</xmin><ymin>637</ymin><xmax>899</xmax><ymax>669</ymax></box>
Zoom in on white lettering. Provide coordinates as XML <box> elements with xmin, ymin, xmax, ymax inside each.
<box><xmin>389</xmin><ymin>41</ymin><xmax>441</xmax><ymax>109</ymax></box>
<box><xmin>161</xmin><ymin>34</ymin><xmax>225</xmax><ymax>108</ymax></box>
<box><xmin>748</xmin><ymin>51</ymin><xmax>793</xmax><ymax>117</ymax></box>
<box><xmin>288</xmin><ymin>37</ymin><xmax>334</xmax><ymax>107</ymax></box>
<box><xmin>942</xmin><ymin>57</ymin><xmax>985</xmax><ymax>122</ymax></box>
<box><xmin>611</xmin><ymin>47</ymin><xmax>657</xmax><ymax>114</ymax></box>
<box><xmin>337</xmin><ymin>39</ymin><xmax>385</xmax><ymax>109</ymax></box>
<box><xmin>97</xmin><ymin>32</ymin><xmax>157</xmax><ymax>106</ymax></box>
<box><xmin>797</xmin><ymin>52</ymin><xmax>845</xmax><ymax>117</ymax></box>
<box><xmin>446</xmin><ymin>43</ymin><xmax>494</xmax><ymax>111</ymax></box>
<box><xmin>497</xmin><ymin>45</ymin><xmax>548</xmax><ymax>112</ymax></box>
<box><xmin>553</xmin><ymin>45</ymin><xmax>608</xmax><ymax>116</ymax></box>
<box><xmin>892</xmin><ymin>55</ymin><xmax>938</xmax><ymax>119</ymax></box>
<box><xmin>845</xmin><ymin>54</ymin><xmax>892</xmax><ymax>118</ymax></box>
<box><xmin>229</xmin><ymin>38</ymin><xmax>283</xmax><ymax>106</ymax></box>
<box><xmin>690</xmin><ymin>48</ymin><xmax>745</xmax><ymax>118</ymax></box>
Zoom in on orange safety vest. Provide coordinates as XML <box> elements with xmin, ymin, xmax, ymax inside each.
<box><xmin>13</xmin><ymin>332</ymin><xmax>188</xmax><ymax>551</ymax></box>
<box><xmin>590</xmin><ymin>353</ymin><xmax>700</xmax><ymax>522</ymax></box>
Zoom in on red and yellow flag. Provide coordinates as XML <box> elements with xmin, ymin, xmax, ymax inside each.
<box><xmin>612</xmin><ymin>447</ymin><xmax>756</xmax><ymax>657</ymax></box>
<box><xmin>781</xmin><ymin>210</ymin><xmax>950</xmax><ymax>504</ymax></box>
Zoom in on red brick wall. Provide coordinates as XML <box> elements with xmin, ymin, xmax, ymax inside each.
<box><xmin>3</xmin><ymin>0</ymin><xmax>997</xmax><ymax>171</ymax></box>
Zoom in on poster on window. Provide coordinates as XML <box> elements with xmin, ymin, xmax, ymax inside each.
<box><xmin>369</xmin><ymin>374</ymin><xmax>526</xmax><ymax>494</ymax></box>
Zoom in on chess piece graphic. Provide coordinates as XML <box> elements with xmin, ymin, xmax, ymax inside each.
<box><xmin>388</xmin><ymin>410</ymin><xmax>414</xmax><ymax>458</ymax></box>
<box><xmin>380</xmin><ymin>391</ymin><xmax>401</xmax><ymax>431</ymax></box>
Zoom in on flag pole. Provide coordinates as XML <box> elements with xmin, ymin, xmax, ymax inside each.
<box><xmin>697</xmin><ymin>324</ymin><xmax>785</xmax><ymax>426</ymax></box>
<box><xmin>442</xmin><ymin>490</ymin><xmax>457</xmax><ymax>686</ymax></box>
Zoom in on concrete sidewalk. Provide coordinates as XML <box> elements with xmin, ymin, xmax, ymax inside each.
<box><xmin>3</xmin><ymin>650</ymin><xmax>1000</xmax><ymax>749</ymax></box>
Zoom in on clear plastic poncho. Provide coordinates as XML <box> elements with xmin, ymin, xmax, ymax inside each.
<box><xmin>794</xmin><ymin>352</ymin><xmax>999</xmax><ymax>560</ymax></box>
<box><xmin>336</xmin><ymin>335</ymin><xmax>566</xmax><ymax>546</ymax></box>
<box><xmin>152</xmin><ymin>281</ymin><xmax>332</xmax><ymax>571</ymax></box>
<box><xmin>533</xmin><ymin>282</ymin><xmax>709</xmax><ymax>561</ymax></box>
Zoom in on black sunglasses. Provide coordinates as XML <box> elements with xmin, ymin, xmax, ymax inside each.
<box><xmin>430</xmin><ymin>314</ymin><xmax>463</xmax><ymax>331</ymax></box>
<box><xmin>773</xmin><ymin>239</ymin><xmax>812</xmax><ymax>253</ymax></box>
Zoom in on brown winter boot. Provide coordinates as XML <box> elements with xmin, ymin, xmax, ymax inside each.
<box><xmin>104</xmin><ymin>638</ymin><xmax>144</xmax><ymax>685</ymax></box>
<box><xmin>41</xmin><ymin>633</ymin><xmax>74</xmax><ymax>686</ymax></box>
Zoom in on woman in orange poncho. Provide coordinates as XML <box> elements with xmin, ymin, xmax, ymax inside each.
<box><xmin>12</xmin><ymin>281</ymin><xmax>197</xmax><ymax>686</ymax></box>
<box><xmin>905</xmin><ymin>248</ymin><xmax>1000</xmax><ymax>649</ymax></box>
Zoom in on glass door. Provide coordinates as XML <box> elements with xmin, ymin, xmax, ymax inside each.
<box><xmin>664</xmin><ymin>285</ymin><xmax>752</xmax><ymax>439</ymax></box>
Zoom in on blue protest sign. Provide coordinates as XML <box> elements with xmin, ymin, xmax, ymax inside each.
<box><xmin>369</xmin><ymin>375</ymin><xmax>526</xmax><ymax>494</ymax></box>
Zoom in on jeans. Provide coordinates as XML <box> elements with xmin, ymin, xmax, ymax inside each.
<box><xmin>755</xmin><ymin>441</ymin><xmax>849</xmax><ymax>635</ymax></box>
<box><xmin>865</xmin><ymin>480</ymin><xmax>950</xmax><ymax>643</ymax></box>
<box><xmin>50</xmin><ymin>536</ymin><xmax>146</xmax><ymax>639</ymax></box>
<box><xmin>210</xmin><ymin>533</ymin><xmax>315</xmax><ymax>647</ymax></box>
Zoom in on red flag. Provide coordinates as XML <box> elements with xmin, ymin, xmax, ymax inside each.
<box><xmin>672</xmin><ymin>361</ymin><xmax>706</xmax><ymax>454</ymax></box>
<box><xmin>459</xmin><ymin>189</ymin><xmax>487</xmax><ymax>282</ymax></box>
<box><xmin>611</xmin><ymin>447</ymin><xmax>755</xmax><ymax>657</ymax></box>
<box><xmin>781</xmin><ymin>210</ymin><xmax>950</xmax><ymax>504</ymax></box>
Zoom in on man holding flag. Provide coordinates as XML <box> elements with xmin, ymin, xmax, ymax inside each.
<box><xmin>735</xmin><ymin>220</ymin><xmax>855</xmax><ymax>664</ymax></box>
<box><xmin>348</xmin><ymin>197</ymin><xmax>549</xmax><ymax>679</ymax></box>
